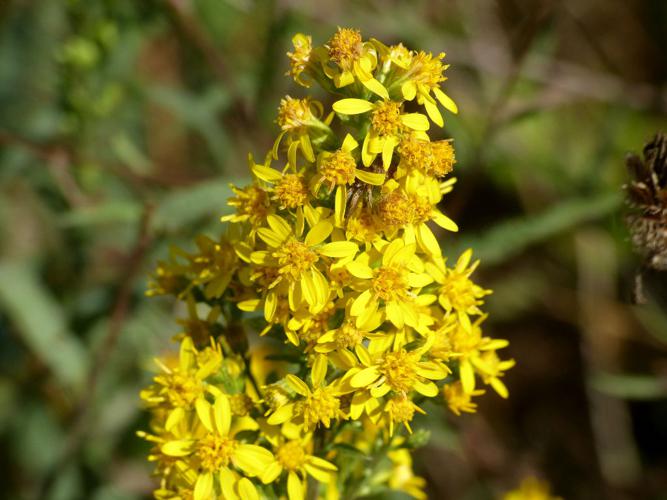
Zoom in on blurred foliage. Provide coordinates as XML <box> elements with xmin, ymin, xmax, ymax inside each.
<box><xmin>1</xmin><ymin>0</ymin><xmax>666</xmax><ymax>499</ymax></box>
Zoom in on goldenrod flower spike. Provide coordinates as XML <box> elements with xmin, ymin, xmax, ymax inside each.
<box><xmin>139</xmin><ymin>28</ymin><xmax>513</xmax><ymax>500</ymax></box>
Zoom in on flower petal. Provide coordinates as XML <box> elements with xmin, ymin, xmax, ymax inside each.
<box><xmin>286</xmin><ymin>374</ymin><xmax>310</xmax><ymax>396</ymax></box>
<box><xmin>251</xmin><ymin>162</ymin><xmax>283</xmax><ymax>182</ymax></box>
<box><xmin>361</xmin><ymin>77</ymin><xmax>389</xmax><ymax>100</ymax></box>
<box><xmin>346</xmin><ymin>261</ymin><xmax>374</xmax><ymax>279</ymax></box>
<box><xmin>287</xmin><ymin>471</ymin><xmax>304</xmax><ymax>500</ymax></box>
<box><xmin>267</xmin><ymin>403</ymin><xmax>295</xmax><ymax>425</ymax></box>
<box><xmin>305</xmin><ymin>219</ymin><xmax>333</xmax><ymax>247</ymax></box>
<box><xmin>214</xmin><ymin>394</ymin><xmax>232</xmax><ymax>436</ymax></box>
<box><xmin>300</xmin><ymin>134</ymin><xmax>315</xmax><ymax>162</ymax></box>
<box><xmin>401</xmin><ymin>80</ymin><xmax>417</xmax><ymax>100</ymax></box>
<box><xmin>196</xmin><ymin>398</ymin><xmax>214</xmax><ymax>432</ymax></box>
<box><xmin>236</xmin><ymin>478</ymin><xmax>260</xmax><ymax>500</ymax></box>
<box><xmin>332</xmin><ymin>98</ymin><xmax>374</xmax><ymax>115</ymax></box>
<box><xmin>434</xmin><ymin>87</ymin><xmax>458</xmax><ymax>114</ymax></box>
<box><xmin>416</xmin><ymin>223</ymin><xmax>441</xmax><ymax>256</ymax></box>
<box><xmin>261</xmin><ymin>462</ymin><xmax>283</xmax><ymax>484</ymax></box>
<box><xmin>334</xmin><ymin>186</ymin><xmax>345</xmax><ymax>227</ymax></box>
<box><xmin>355</xmin><ymin>168</ymin><xmax>385</xmax><ymax>185</ymax></box>
<box><xmin>350</xmin><ymin>289</ymin><xmax>372</xmax><ymax>316</ymax></box>
<box><xmin>311</xmin><ymin>353</ymin><xmax>328</xmax><ymax>387</ymax></box>
<box><xmin>161</xmin><ymin>439</ymin><xmax>194</xmax><ymax>457</ymax></box>
<box><xmin>264</xmin><ymin>290</ymin><xmax>278</xmax><ymax>322</ymax></box>
<box><xmin>319</xmin><ymin>241</ymin><xmax>358</xmax><ymax>258</ymax></box>
<box><xmin>382</xmin><ymin>136</ymin><xmax>397</xmax><ymax>170</ymax></box>
<box><xmin>304</xmin><ymin>462</ymin><xmax>332</xmax><ymax>482</ymax></box>
<box><xmin>350</xmin><ymin>367</ymin><xmax>380</xmax><ymax>388</ymax></box>
<box><xmin>432</xmin><ymin>210</ymin><xmax>459</xmax><ymax>232</ymax></box>
<box><xmin>341</xmin><ymin>133</ymin><xmax>358</xmax><ymax>152</ymax></box>
<box><xmin>414</xmin><ymin>379</ymin><xmax>439</xmax><ymax>397</ymax></box>
<box><xmin>267</xmin><ymin>214</ymin><xmax>293</xmax><ymax>239</ymax></box>
<box><xmin>361</xmin><ymin>131</ymin><xmax>374</xmax><ymax>166</ymax></box>
<box><xmin>460</xmin><ymin>359</ymin><xmax>475</xmax><ymax>394</ymax></box>
<box><xmin>219</xmin><ymin>468</ymin><xmax>239</xmax><ymax>500</ymax></box>
<box><xmin>233</xmin><ymin>444</ymin><xmax>274</xmax><ymax>477</ymax></box>
<box><xmin>424</xmin><ymin>99</ymin><xmax>444</xmax><ymax>127</ymax></box>
<box><xmin>194</xmin><ymin>472</ymin><xmax>214</xmax><ymax>500</ymax></box>
<box><xmin>400</xmin><ymin>113</ymin><xmax>430</xmax><ymax>131</ymax></box>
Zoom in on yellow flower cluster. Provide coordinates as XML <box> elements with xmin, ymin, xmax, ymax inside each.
<box><xmin>502</xmin><ymin>477</ymin><xmax>562</xmax><ymax>500</ymax></box>
<box><xmin>140</xmin><ymin>27</ymin><xmax>514</xmax><ymax>500</ymax></box>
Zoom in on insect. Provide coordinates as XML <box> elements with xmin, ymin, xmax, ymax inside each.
<box><xmin>624</xmin><ymin>133</ymin><xmax>667</xmax><ymax>303</ymax></box>
<box><xmin>345</xmin><ymin>162</ymin><xmax>386</xmax><ymax>216</ymax></box>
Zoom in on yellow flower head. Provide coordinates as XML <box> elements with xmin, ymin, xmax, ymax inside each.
<box><xmin>503</xmin><ymin>477</ymin><xmax>562</xmax><ymax>500</ymax></box>
<box><xmin>287</xmin><ymin>33</ymin><xmax>313</xmax><ymax>85</ymax></box>
<box><xmin>277</xmin><ymin>96</ymin><xmax>319</xmax><ymax>131</ymax></box>
<box><xmin>327</xmin><ymin>27</ymin><xmax>363</xmax><ymax>69</ymax></box>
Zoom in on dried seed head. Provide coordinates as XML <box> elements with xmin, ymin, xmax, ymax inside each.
<box><xmin>624</xmin><ymin>133</ymin><xmax>667</xmax><ymax>271</ymax></box>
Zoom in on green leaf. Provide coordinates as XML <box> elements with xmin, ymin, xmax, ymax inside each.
<box><xmin>111</xmin><ymin>134</ymin><xmax>152</xmax><ymax>174</ymax></box>
<box><xmin>48</xmin><ymin>463</ymin><xmax>83</xmax><ymax>500</ymax></box>
<box><xmin>0</xmin><ymin>261</ymin><xmax>88</xmax><ymax>390</ymax></box>
<box><xmin>152</xmin><ymin>178</ymin><xmax>248</xmax><ymax>233</ymax></box>
<box><xmin>58</xmin><ymin>201</ymin><xmax>142</xmax><ymax>228</ymax></box>
<box><xmin>451</xmin><ymin>192</ymin><xmax>622</xmax><ymax>265</ymax></box>
<box><xmin>12</xmin><ymin>401</ymin><xmax>65</xmax><ymax>473</ymax></box>
<box><xmin>589</xmin><ymin>372</ymin><xmax>667</xmax><ymax>400</ymax></box>
<box><xmin>148</xmin><ymin>85</ymin><xmax>232</xmax><ymax>165</ymax></box>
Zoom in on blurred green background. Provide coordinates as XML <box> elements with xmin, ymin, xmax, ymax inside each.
<box><xmin>1</xmin><ymin>0</ymin><xmax>666</xmax><ymax>499</ymax></box>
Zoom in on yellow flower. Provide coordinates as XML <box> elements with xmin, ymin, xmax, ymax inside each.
<box><xmin>273</xmin><ymin>96</ymin><xmax>326</xmax><ymax>168</ymax></box>
<box><xmin>141</xmin><ymin>337</ymin><xmax>221</xmax><ymax>419</ymax></box>
<box><xmin>503</xmin><ymin>477</ymin><xmax>562</xmax><ymax>500</ymax></box>
<box><xmin>267</xmin><ymin>355</ymin><xmax>345</xmax><ymax>431</ymax></box>
<box><xmin>332</xmin><ymin>97</ymin><xmax>430</xmax><ymax>169</ymax></box>
<box><xmin>399</xmin><ymin>51</ymin><xmax>458</xmax><ymax>127</ymax></box>
<box><xmin>398</xmin><ymin>135</ymin><xmax>456</xmax><ymax>178</ymax></box>
<box><xmin>387</xmin><ymin>446</ymin><xmax>427</xmax><ymax>500</ymax></box>
<box><xmin>221</xmin><ymin>182</ymin><xmax>271</xmax><ymax>229</ymax></box>
<box><xmin>251</xmin><ymin>213</ymin><xmax>357</xmax><ymax>315</ymax></box>
<box><xmin>261</xmin><ymin>434</ymin><xmax>338</xmax><ymax>500</ymax></box>
<box><xmin>475</xmin><ymin>349</ymin><xmax>516</xmax><ymax>399</ymax></box>
<box><xmin>161</xmin><ymin>394</ymin><xmax>273</xmax><ymax>500</ymax></box>
<box><xmin>345</xmin><ymin>209</ymin><xmax>381</xmax><ymax>246</ymax></box>
<box><xmin>187</xmin><ymin>234</ymin><xmax>238</xmax><ymax>299</ymax></box>
<box><xmin>381</xmin><ymin>42</ymin><xmax>413</xmax><ymax>69</ymax></box>
<box><xmin>323</xmin><ymin>27</ymin><xmax>388</xmax><ymax>99</ymax></box>
<box><xmin>287</xmin><ymin>33</ymin><xmax>313</xmax><ymax>86</ymax></box>
<box><xmin>249</xmin><ymin>156</ymin><xmax>314</xmax><ymax>223</ymax></box>
<box><xmin>439</xmin><ymin>314</ymin><xmax>513</xmax><ymax>397</ymax></box>
<box><xmin>315</xmin><ymin>318</ymin><xmax>374</xmax><ymax>354</ymax></box>
<box><xmin>310</xmin><ymin>133</ymin><xmax>385</xmax><ymax>226</ymax></box>
<box><xmin>347</xmin><ymin>340</ymin><xmax>447</xmax><ymax>402</ymax></box>
<box><xmin>346</xmin><ymin>238</ymin><xmax>432</xmax><ymax>329</ymax></box>
<box><xmin>146</xmin><ymin>248</ymin><xmax>190</xmax><ymax>297</ymax></box>
<box><xmin>384</xmin><ymin>394</ymin><xmax>426</xmax><ymax>435</ymax></box>
<box><xmin>428</xmin><ymin>249</ymin><xmax>491</xmax><ymax>331</ymax></box>
<box><xmin>377</xmin><ymin>172</ymin><xmax>458</xmax><ymax>256</ymax></box>
<box><xmin>284</xmin><ymin>300</ymin><xmax>337</xmax><ymax>347</ymax></box>
<box><xmin>443</xmin><ymin>381</ymin><xmax>484</xmax><ymax>416</ymax></box>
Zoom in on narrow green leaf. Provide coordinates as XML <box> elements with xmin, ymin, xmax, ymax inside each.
<box><xmin>148</xmin><ymin>85</ymin><xmax>232</xmax><ymax>165</ymax></box>
<box><xmin>58</xmin><ymin>201</ymin><xmax>141</xmax><ymax>228</ymax></box>
<box><xmin>152</xmin><ymin>178</ymin><xmax>248</xmax><ymax>232</ymax></box>
<box><xmin>451</xmin><ymin>192</ymin><xmax>622</xmax><ymax>265</ymax></box>
<box><xmin>590</xmin><ymin>372</ymin><xmax>667</xmax><ymax>400</ymax></box>
<box><xmin>0</xmin><ymin>261</ymin><xmax>88</xmax><ymax>389</ymax></box>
